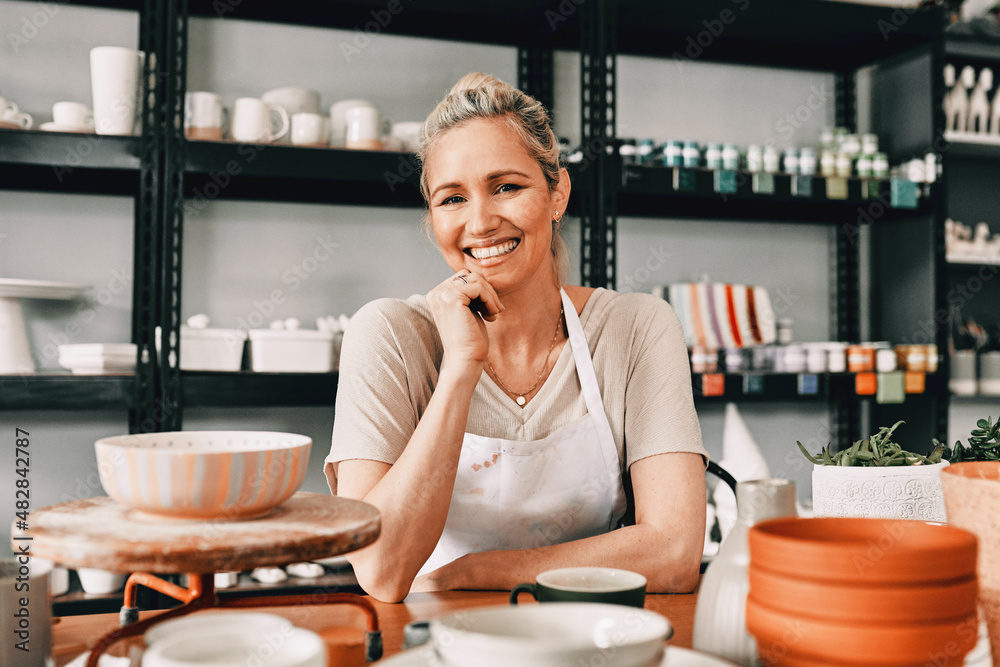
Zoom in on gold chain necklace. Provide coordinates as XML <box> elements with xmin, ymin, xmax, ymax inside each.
<box><xmin>487</xmin><ymin>307</ymin><xmax>564</xmax><ymax>407</ymax></box>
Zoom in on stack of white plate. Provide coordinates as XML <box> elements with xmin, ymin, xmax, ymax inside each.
<box><xmin>58</xmin><ymin>344</ymin><xmax>136</xmax><ymax>374</ymax></box>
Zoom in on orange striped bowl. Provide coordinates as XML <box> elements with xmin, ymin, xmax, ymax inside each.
<box><xmin>95</xmin><ymin>431</ymin><xmax>312</xmax><ymax>520</ymax></box>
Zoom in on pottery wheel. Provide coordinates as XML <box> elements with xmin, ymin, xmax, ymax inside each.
<box><xmin>15</xmin><ymin>492</ymin><xmax>380</xmax><ymax>573</ymax></box>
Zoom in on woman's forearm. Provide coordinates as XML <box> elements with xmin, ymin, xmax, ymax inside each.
<box><xmin>342</xmin><ymin>363</ymin><xmax>480</xmax><ymax>601</ymax></box>
<box><xmin>420</xmin><ymin>521</ymin><xmax>702</xmax><ymax>595</ymax></box>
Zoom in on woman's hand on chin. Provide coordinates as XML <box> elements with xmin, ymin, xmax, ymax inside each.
<box><xmin>426</xmin><ymin>271</ymin><xmax>504</xmax><ymax>374</ymax></box>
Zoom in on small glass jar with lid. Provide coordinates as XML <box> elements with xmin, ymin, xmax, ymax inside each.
<box><xmin>746</xmin><ymin>145</ymin><xmax>764</xmax><ymax>173</ymax></box>
<box><xmin>705</xmin><ymin>143</ymin><xmax>723</xmax><ymax>170</ymax></box>
<box><xmin>872</xmin><ymin>152</ymin><xmax>889</xmax><ymax>179</ymax></box>
<box><xmin>637</xmin><ymin>139</ymin><xmax>655</xmax><ymax>164</ymax></box>
<box><xmin>856</xmin><ymin>154</ymin><xmax>873</xmax><ymax>178</ymax></box>
<box><xmin>722</xmin><ymin>143</ymin><xmax>740</xmax><ymax>170</ymax></box>
<box><xmin>835</xmin><ymin>152</ymin><xmax>853</xmax><ymax>178</ymax></box>
<box><xmin>782</xmin><ymin>148</ymin><xmax>800</xmax><ymax>175</ymax></box>
<box><xmin>682</xmin><ymin>141</ymin><xmax>701</xmax><ymax>168</ymax></box>
<box><xmin>840</xmin><ymin>133</ymin><xmax>861</xmax><ymax>156</ymax></box>
<box><xmin>861</xmin><ymin>133</ymin><xmax>879</xmax><ymax>155</ymax></box>
<box><xmin>663</xmin><ymin>141</ymin><xmax>683</xmax><ymax>167</ymax></box>
<box><xmin>763</xmin><ymin>146</ymin><xmax>780</xmax><ymax>173</ymax></box>
<box><xmin>799</xmin><ymin>147</ymin><xmax>817</xmax><ymax>176</ymax></box>
<box><xmin>820</xmin><ymin>150</ymin><xmax>837</xmax><ymax>177</ymax></box>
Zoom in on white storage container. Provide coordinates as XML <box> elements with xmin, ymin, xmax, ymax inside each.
<box><xmin>180</xmin><ymin>326</ymin><xmax>246</xmax><ymax>371</ymax></box>
<box><xmin>249</xmin><ymin>329</ymin><xmax>335</xmax><ymax>372</ymax></box>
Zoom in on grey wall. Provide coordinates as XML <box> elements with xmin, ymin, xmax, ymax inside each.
<box><xmin>1</xmin><ymin>1</ymin><xmax>935</xmax><ymax>555</ymax></box>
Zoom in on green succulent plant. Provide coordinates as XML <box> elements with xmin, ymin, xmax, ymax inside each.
<box><xmin>936</xmin><ymin>416</ymin><xmax>1000</xmax><ymax>463</ymax></box>
<box><xmin>798</xmin><ymin>420</ymin><xmax>945</xmax><ymax>467</ymax></box>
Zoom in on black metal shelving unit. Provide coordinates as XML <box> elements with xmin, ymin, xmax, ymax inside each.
<box><xmin>937</xmin><ymin>32</ymin><xmax>1000</xmax><ymax>414</ymax></box>
<box><xmin>2</xmin><ymin>0</ymin><xmax>951</xmax><ymax>437</ymax></box>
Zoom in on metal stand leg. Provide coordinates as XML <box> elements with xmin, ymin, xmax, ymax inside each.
<box><xmin>85</xmin><ymin>572</ymin><xmax>383</xmax><ymax>667</ymax></box>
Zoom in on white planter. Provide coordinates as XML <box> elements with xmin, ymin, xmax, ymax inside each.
<box><xmin>812</xmin><ymin>461</ymin><xmax>949</xmax><ymax>522</ymax></box>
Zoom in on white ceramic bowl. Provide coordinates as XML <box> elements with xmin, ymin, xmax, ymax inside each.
<box><xmin>144</xmin><ymin>611</ymin><xmax>292</xmax><ymax>646</ymax></box>
<box><xmin>429</xmin><ymin>602</ymin><xmax>670</xmax><ymax>667</ymax></box>
<box><xmin>96</xmin><ymin>431</ymin><xmax>312</xmax><ymax>520</ymax></box>
<box><xmin>77</xmin><ymin>568</ymin><xmax>128</xmax><ymax>594</ymax></box>
<box><xmin>143</xmin><ymin>624</ymin><xmax>324</xmax><ymax>667</ymax></box>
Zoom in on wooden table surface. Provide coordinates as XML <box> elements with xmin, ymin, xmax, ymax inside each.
<box><xmin>51</xmin><ymin>588</ymin><xmax>699</xmax><ymax>664</ymax></box>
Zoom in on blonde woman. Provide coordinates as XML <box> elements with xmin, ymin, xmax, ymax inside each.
<box><xmin>326</xmin><ymin>73</ymin><xmax>707</xmax><ymax>603</ymax></box>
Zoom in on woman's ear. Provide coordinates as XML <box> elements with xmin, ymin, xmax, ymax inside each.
<box><xmin>552</xmin><ymin>167</ymin><xmax>571</xmax><ymax>218</ymax></box>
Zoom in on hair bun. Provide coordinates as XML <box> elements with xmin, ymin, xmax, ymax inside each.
<box><xmin>448</xmin><ymin>72</ymin><xmax>507</xmax><ymax>97</ymax></box>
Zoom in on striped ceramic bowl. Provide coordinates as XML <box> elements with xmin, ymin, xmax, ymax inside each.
<box><xmin>95</xmin><ymin>431</ymin><xmax>312</xmax><ymax>520</ymax></box>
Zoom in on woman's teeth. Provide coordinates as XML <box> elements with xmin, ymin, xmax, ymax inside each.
<box><xmin>469</xmin><ymin>240</ymin><xmax>518</xmax><ymax>260</ymax></box>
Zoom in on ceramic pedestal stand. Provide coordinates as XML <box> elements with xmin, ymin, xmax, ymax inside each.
<box><xmin>0</xmin><ymin>279</ymin><xmax>90</xmax><ymax>373</ymax></box>
<box><xmin>12</xmin><ymin>492</ymin><xmax>383</xmax><ymax>667</ymax></box>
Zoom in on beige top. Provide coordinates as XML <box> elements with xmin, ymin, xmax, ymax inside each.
<box><xmin>325</xmin><ymin>288</ymin><xmax>706</xmax><ymax>492</ymax></box>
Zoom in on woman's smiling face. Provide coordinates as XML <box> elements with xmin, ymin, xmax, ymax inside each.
<box><xmin>424</xmin><ymin>117</ymin><xmax>569</xmax><ymax>294</ymax></box>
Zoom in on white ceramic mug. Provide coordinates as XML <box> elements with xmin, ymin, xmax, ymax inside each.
<box><xmin>0</xmin><ymin>97</ymin><xmax>33</xmax><ymax>129</ymax></box>
<box><xmin>90</xmin><ymin>46</ymin><xmax>144</xmax><ymax>135</ymax></box>
<box><xmin>184</xmin><ymin>91</ymin><xmax>227</xmax><ymax>141</ymax></box>
<box><xmin>263</xmin><ymin>87</ymin><xmax>320</xmax><ymax>144</ymax></box>
<box><xmin>229</xmin><ymin>97</ymin><xmax>289</xmax><ymax>144</ymax></box>
<box><xmin>329</xmin><ymin>99</ymin><xmax>373</xmax><ymax>147</ymax></box>
<box><xmin>344</xmin><ymin>104</ymin><xmax>383</xmax><ymax>150</ymax></box>
<box><xmin>52</xmin><ymin>101</ymin><xmax>94</xmax><ymax>129</ymax></box>
<box><xmin>291</xmin><ymin>112</ymin><xmax>328</xmax><ymax>147</ymax></box>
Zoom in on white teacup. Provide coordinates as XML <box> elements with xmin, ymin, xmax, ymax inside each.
<box><xmin>0</xmin><ymin>97</ymin><xmax>33</xmax><ymax>129</ymax></box>
<box><xmin>185</xmin><ymin>91</ymin><xmax>227</xmax><ymax>141</ymax></box>
<box><xmin>52</xmin><ymin>101</ymin><xmax>94</xmax><ymax>129</ymax></box>
<box><xmin>229</xmin><ymin>97</ymin><xmax>289</xmax><ymax>144</ymax></box>
<box><xmin>329</xmin><ymin>99</ymin><xmax>374</xmax><ymax>147</ymax></box>
<box><xmin>90</xmin><ymin>46</ymin><xmax>144</xmax><ymax>136</ymax></box>
<box><xmin>344</xmin><ymin>104</ymin><xmax>383</xmax><ymax>150</ymax></box>
<box><xmin>291</xmin><ymin>112</ymin><xmax>328</xmax><ymax>147</ymax></box>
<box><xmin>263</xmin><ymin>87</ymin><xmax>319</xmax><ymax>144</ymax></box>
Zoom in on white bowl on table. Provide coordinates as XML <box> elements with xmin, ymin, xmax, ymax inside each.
<box><xmin>429</xmin><ymin>602</ymin><xmax>671</xmax><ymax>667</ymax></box>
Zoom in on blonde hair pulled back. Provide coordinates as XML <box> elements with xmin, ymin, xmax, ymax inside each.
<box><xmin>418</xmin><ymin>73</ymin><xmax>568</xmax><ymax>284</ymax></box>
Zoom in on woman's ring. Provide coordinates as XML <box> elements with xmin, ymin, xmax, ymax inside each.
<box><xmin>454</xmin><ymin>274</ymin><xmax>469</xmax><ymax>284</ymax></box>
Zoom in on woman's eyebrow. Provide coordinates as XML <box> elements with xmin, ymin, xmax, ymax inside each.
<box><xmin>485</xmin><ymin>170</ymin><xmax>530</xmax><ymax>181</ymax></box>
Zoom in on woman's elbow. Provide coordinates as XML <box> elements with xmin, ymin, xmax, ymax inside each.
<box><xmin>350</xmin><ymin>557</ymin><xmax>414</xmax><ymax>603</ymax></box>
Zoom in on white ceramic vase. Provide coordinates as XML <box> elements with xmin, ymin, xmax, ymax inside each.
<box><xmin>812</xmin><ymin>460</ymin><xmax>949</xmax><ymax>522</ymax></box>
<box><xmin>693</xmin><ymin>478</ymin><xmax>797</xmax><ymax>666</ymax></box>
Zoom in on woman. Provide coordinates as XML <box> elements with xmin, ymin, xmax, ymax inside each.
<box><xmin>325</xmin><ymin>73</ymin><xmax>707</xmax><ymax>603</ymax></box>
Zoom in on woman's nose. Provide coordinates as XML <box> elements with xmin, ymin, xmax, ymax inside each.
<box><xmin>466</xmin><ymin>199</ymin><xmax>499</xmax><ymax>235</ymax></box>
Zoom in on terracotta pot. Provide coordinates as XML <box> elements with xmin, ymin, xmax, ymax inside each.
<box><xmin>812</xmin><ymin>460</ymin><xmax>949</xmax><ymax>521</ymax></box>
<box><xmin>748</xmin><ymin>566</ymin><xmax>978</xmax><ymax>623</ymax></box>
<box><xmin>749</xmin><ymin>517</ymin><xmax>978</xmax><ymax>585</ymax></box>
<box><xmin>941</xmin><ymin>461</ymin><xmax>1000</xmax><ymax>667</ymax></box>
<box><xmin>746</xmin><ymin>596</ymin><xmax>977</xmax><ymax>666</ymax></box>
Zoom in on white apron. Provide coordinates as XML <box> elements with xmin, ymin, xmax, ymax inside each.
<box><xmin>418</xmin><ymin>289</ymin><xmax>627</xmax><ymax>576</ymax></box>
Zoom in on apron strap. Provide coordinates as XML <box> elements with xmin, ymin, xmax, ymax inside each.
<box><xmin>560</xmin><ymin>289</ymin><xmax>622</xmax><ymax>522</ymax></box>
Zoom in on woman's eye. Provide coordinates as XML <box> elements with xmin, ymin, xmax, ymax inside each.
<box><xmin>497</xmin><ymin>183</ymin><xmax>522</xmax><ymax>194</ymax></box>
<box><xmin>439</xmin><ymin>195</ymin><xmax>465</xmax><ymax>206</ymax></box>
